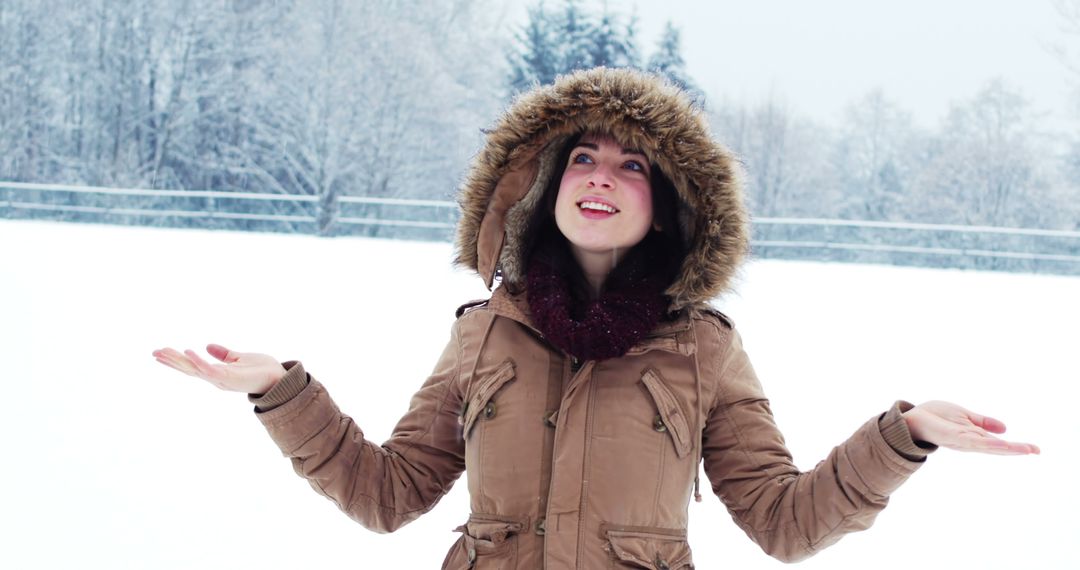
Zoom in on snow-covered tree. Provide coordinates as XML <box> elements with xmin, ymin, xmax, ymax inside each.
<box><xmin>589</xmin><ymin>6</ymin><xmax>639</xmax><ymax>69</ymax></box>
<box><xmin>648</xmin><ymin>21</ymin><xmax>695</xmax><ymax>94</ymax></box>
<box><xmin>1050</xmin><ymin>0</ymin><xmax>1080</xmax><ymax>228</ymax></box>
<box><xmin>559</xmin><ymin>0</ymin><xmax>593</xmax><ymax>71</ymax></box>
<box><xmin>508</xmin><ymin>2</ymin><xmax>561</xmax><ymax>93</ymax></box>
<box><xmin>0</xmin><ymin>0</ymin><xmax>60</xmax><ymax>182</ymax></box>
<box><xmin>1</xmin><ymin>0</ymin><xmax>506</xmax><ymax>234</ymax></box>
<box><xmin>830</xmin><ymin>90</ymin><xmax>919</xmax><ymax>220</ymax></box>
<box><xmin>918</xmin><ymin>79</ymin><xmax>1041</xmax><ymax>226</ymax></box>
<box><xmin>508</xmin><ymin>0</ymin><xmax>670</xmax><ymax>95</ymax></box>
<box><xmin>710</xmin><ymin>95</ymin><xmax>828</xmax><ymax>217</ymax></box>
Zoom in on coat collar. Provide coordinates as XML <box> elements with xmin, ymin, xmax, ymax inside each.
<box><xmin>485</xmin><ymin>286</ymin><xmax>692</xmax><ymax>357</ymax></box>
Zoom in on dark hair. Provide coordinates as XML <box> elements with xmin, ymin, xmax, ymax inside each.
<box><xmin>520</xmin><ymin>134</ymin><xmax>687</xmax><ymax>300</ymax></box>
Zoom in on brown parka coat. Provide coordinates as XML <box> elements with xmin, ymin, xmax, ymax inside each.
<box><xmin>252</xmin><ymin>68</ymin><xmax>930</xmax><ymax>569</ymax></box>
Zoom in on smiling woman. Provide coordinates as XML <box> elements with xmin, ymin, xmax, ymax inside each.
<box><xmin>153</xmin><ymin>67</ymin><xmax>1038</xmax><ymax>569</ymax></box>
<box><xmin>554</xmin><ymin>134</ymin><xmax>656</xmax><ymax>294</ymax></box>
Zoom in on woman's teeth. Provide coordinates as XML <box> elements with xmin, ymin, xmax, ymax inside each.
<box><xmin>579</xmin><ymin>201</ymin><xmax>617</xmax><ymax>213</ymax></box>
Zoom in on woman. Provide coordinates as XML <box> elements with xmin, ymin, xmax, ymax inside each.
<box><xmin>153</xmin><ymin>67</ymin><xmax>1038</xmax><ymax>569</ymax></box>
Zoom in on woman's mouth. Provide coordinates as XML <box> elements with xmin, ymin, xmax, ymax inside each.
<box><xmin>577</xmin><ymin>200</ymin><xmax>619</xmax><ymax>219</ymax></box>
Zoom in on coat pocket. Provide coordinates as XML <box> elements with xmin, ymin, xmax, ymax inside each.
<box><xmin>605</xmin><ymin>526</ymin><xmax>694</xmax><ymax>569</ymax></box>
<box><xmin>639</xmin><ymin>368</ymin><xmax>692</xmax><ymax>459</ymax></box>
<box><xmin>440</xmin><ymin>513</ymin><xmax>526</xmax><ymax>569</ymax></box>
<box><xmin>461</xmin><ymin>359</ymin><xmax>516</xmax><ymax>438</ymax></box>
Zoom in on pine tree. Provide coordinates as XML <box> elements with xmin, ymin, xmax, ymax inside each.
<box><xmin>589</xmin><ymin>5</ymin><xmax>637</xmax><ymax>68</ymax></box>
<box><xmin>508</xmin><ymin>1</ymin><xmax>560</xmax><ymax>92</ymax></box>
<box><xmin>558</xmin><ymin>0</ymin><xmax>594</xmax><ymax>71</ymax></box>
<box><xmin>507</xmin><ymin>0</ymin><xmax>647</xmax><ymax>95</ymax></box>
<box><xmin>648</xmin><ymin>21</ymin><xmax>695</xmax><ymax>93</ymax></box>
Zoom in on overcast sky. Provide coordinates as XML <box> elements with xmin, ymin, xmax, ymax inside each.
<box><xmin>506</xmin><ymin>0</ymin><xmax>1079</xmax><ymax>129</ymax></box>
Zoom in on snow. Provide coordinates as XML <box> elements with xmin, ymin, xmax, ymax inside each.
<box><xmin>1</xmin><ymin>218</ymin><xmax>1076</xmax><ymax>569</ymax></box>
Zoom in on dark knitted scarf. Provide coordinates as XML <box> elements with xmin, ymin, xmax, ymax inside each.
<box><xmin>526</xmin><ymin>231</ymin><xmax>674</xmax><ymax>361</ymax></box>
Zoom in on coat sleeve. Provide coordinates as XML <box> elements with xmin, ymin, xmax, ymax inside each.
<box><xmin>700</xmin><ymin>325</ymin><xmax>925</xmax><ymax>563</ymax></box>
<box><xmin>253</xmin><ymin>321</ymin><xmax>466</xmax><ymax>533</ymax></box>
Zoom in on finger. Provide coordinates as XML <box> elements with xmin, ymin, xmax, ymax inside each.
<box><xmin>1012</xmin><ymin>444</ymin><xmax>1039</xmax><ymax>454</ymax></box>
<box><xmin>184</xmin><ymin>349</ymin><xmax>226</xmax><ymax>381</ymax></box>
<box><xmin>974</xmin><ymin>444</ymin><xmax>1032</xmax><ymax>456</ymax></box>
<box><xmin>158</xmin><ymin>348</ymin><xmax>221</xmax><ymax>378</ymax></box>
<box><xmin>997</xmin><ymin>441</ymin><xmax>1040</xmax><ymax>455</ymax></box>
<box><xmin>153</xmin><ymin>347</ymin><xmax>185</xmax><ymax>360</ymax></box>
<box><xmin>959</xmin><ymin>440</ymin><xmax>1024</xmax><ymax>455</ymax></box>
<box><xmin>153</xmin><ymin>347</ymin><xmax>187</xmax><ymax>367</ymax></box>
<box><xmin>954</xmin><ymin>432</ymin><xmax>1035</xmax><ymax>455</ymax></box>
<box><xmin>154</xmin><ymin>353</ymin><xmax>199</xmax><ymax>377</ymax></box>
<box><xmin>206</xmin><ymin>344</ymin><xmax>237</xmax><ymax>363</ymax></box>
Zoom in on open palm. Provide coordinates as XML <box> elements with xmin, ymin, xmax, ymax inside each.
<box><xmin>904</xmin><ymin>400</ymin><xmax>1039</xmax><ymax>455</ymax></box>
<box><xmin>152</xmin><ymin>344</ymin><xmax>285</xmax><ymax>395</ymax></box>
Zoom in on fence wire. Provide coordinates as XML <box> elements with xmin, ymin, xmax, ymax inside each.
<box><xmin>3</xmin><ymin>182</ymin><xmax>1078</xmax><ymax>275</ymax></box>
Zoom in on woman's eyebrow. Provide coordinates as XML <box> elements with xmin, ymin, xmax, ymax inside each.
<box><xmin>575</xmin><ymin>142</ymin><xmax>648</xmax><ymax>157</ymax></box>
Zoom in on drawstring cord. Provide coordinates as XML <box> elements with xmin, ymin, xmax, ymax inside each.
<box><xmin>692</xmin><ymin>322</ymin><xmax>704</xmax><ymax>503</ymax></box>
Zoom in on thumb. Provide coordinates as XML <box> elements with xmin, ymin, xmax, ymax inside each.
<box><xmin>206</xmin><ymin>343</ymin><xmax>238</xmax><ymax>363</ymax></box>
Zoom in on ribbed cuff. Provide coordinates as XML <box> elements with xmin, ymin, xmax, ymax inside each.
<box><xmin>249</xmin><ymin>361</ymin><xmax>309</xmax><ymax>412</ymax></box>
<box><xmin>879</xmin><ymin>400</ymin><xmax>937</xmax><ymax>462</ymax></box>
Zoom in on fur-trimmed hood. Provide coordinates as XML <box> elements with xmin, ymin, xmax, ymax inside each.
<box><xmin>454</xmin><ymin>67</ymin><xmax>748</xmax><ymax>311</ymax></box>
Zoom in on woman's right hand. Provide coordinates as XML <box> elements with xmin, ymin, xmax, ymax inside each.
<box><xmin>152</xmin><ymin>344</ymin><xmax>286</xmax><ymax>395</ymax></box>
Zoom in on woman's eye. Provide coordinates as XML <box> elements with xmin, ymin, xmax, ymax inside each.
<box><xmin>624</xmin><ymin>160</ymin><xmax>645</xmax><ymax>172</ymax></box>
<box><xmin>572</xmin><ymin>153</ymin><xmax>593</xmax><ymax>164</ymax></box>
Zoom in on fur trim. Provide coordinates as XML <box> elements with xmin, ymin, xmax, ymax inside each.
<box><xmin>454</xmin><ymin>67</ymin><xmax>748</xmax><ymax>311</ymax></box>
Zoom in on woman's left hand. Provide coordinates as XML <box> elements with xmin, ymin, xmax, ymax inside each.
<box><xmin>903</xmin><ymin>401</ymin><xmax>1040</xmax><ymax>455</ymax></box>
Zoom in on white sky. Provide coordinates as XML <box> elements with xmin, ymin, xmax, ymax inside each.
<box><xmin>507</xmin><ymin>0</ymin><xmax>1080</xmax><ymax>128</ymax></box>
<box><xmin>1</xmin><ymin>219</ymin><xmax>1076</xmax><ymax>569</ymax></box>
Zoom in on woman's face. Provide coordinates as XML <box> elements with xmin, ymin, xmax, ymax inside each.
<box><xmin>554</xmin><ymin>134</ymin><xmax>653</xmax><ymax>269</ymax></box>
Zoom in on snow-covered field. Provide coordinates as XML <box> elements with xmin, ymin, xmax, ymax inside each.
<box><xmin>1</xmin><ymin>219</ymin><xmax>1076</xmax><ymax>569</ymax></box>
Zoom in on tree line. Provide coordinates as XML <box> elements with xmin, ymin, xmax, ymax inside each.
<box><xmin>0</xmin><ymin>0</ymin><xmax>506</xmax><ymax>235</ymax></box>
<box><xmin>714</xmin><ymin>81</ymin><xmax>1076</xmax><ymax>230</ymax></box>
<box><xmin>1</xmin><ymin>0</ymin><xmax>1078</xmax><ymax>241</ymax></box>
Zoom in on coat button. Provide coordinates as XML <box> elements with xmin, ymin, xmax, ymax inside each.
<box><xmin>535</xmin><ymin>517</ymin><xmax>546</xmax><ymax>535</ymax></box>
<box><xmin>653</xmin><ymin>414</ymin><xmax>667</xmax><ymax>432</ymax></box>
<box><xmin>543</xmin><ymin>410</ymin><xmax>558</xmax><ymax>428</ymax></box>
<box><xmin>467</xmin><ymin>546</ymin><xmax>476</xmax><ymax>562</ymax></box>
<box><xmin>484</xmin><ymin>400</ymin><xmax>496</xmax><ymax>419</ymax></box>
<box><xmin>655</xmin><ymin>554</ymin><xmax>670</xmax><ymax>569</ymax></box>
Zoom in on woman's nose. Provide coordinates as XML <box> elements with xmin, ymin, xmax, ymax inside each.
<box><xmin>586</xmin><ymin>164</ymin><xmax>615</xmax><ymax>188</ymax></box>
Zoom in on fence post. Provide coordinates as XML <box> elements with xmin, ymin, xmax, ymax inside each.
<box><xmin>317</xmin><ymin>189</ymin><xmax>337</xmax><ymax>236</ymax></box>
